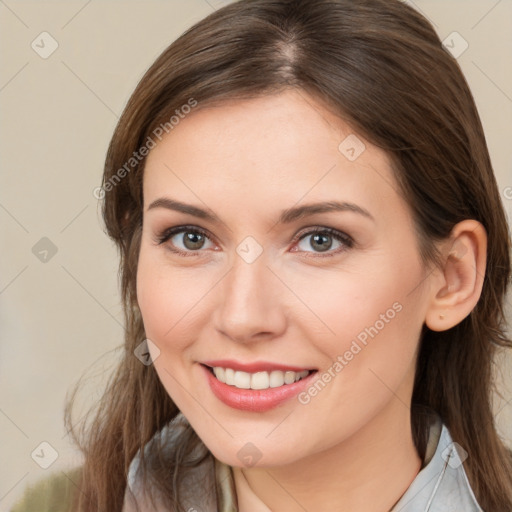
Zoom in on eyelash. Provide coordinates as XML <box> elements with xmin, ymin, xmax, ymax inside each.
<box><xmin>154</xmin><ymin>224</ymin><xmax>354</xmax><ymax>258</ymax></box>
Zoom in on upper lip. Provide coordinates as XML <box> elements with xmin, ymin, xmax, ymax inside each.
<box><xmin>201</xmin><ymin>359</ymin><xmax>316</xmax><ymax>373</ymax></box>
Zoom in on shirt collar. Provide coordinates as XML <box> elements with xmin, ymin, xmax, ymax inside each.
<box><xmin>389</xmin><ymin>414</ymin><xmax>483</xmax><ymax>511</ymax></box>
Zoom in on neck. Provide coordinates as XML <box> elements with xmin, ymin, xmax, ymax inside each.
<box><xmin>232</xmin><ymin>398</ymin><xmax>422</xmax><ymax>512</ymax></box>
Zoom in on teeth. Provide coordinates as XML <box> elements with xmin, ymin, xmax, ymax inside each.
<box><xmin>225</xmin><ymin>368</ymin><xmax>235</xmax><ymax>385</ymax></box>
<box><xmin>212</xmin><ymin>367</ymin><xmax>310</xmax><ymax>390</ymax></box>
<box><xmin>251</xmin><ymin>371</ymin><xmax>269</xmax><ymax>390</ymax></box>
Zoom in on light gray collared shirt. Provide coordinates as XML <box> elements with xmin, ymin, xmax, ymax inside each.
<box><xmin>123</xmin><ymin>412</ymin><xmax>484</xmax><ymax>511</ymax></box>
<box><xmin>389</xmin><ymin>415</ymin><xmax>483</xmax><ymax>511</ymax></box>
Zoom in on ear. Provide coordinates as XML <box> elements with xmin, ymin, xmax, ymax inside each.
<box><xmin>424</xmin><ymin>219</ymin><xmax>487</xmax><ymax>332</ymax></box>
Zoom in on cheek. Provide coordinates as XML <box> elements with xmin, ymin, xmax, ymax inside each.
<box><xmin>136</xmin><ymin>248</ymin><xmax>188</xmax><ymax>350</ymax></box>
<box><xmin>289</xmin><ymin>251</ymin><xmax>425</xmax><ymax>378</ymax></box>
<box><xmin>291</xmin><ymin>266</ymin><xmax>417</xmax><ymax>344</ymax></box>
<box><xmin>315</xmin><ymin>265</ymin><xmax>423</xmax><ymax>397</ymax></box>
<box><xmin>136</xmin><ymin>246</ymin><xmax>219</xmax><ymax>357</ymax></box>
<box><xmin>136</xmin><ymin>249</ymin><xmax>202</xmax><ymax>407</ymax></box>
<box><xmin>282</xmin><ymin>262</ymin><xmax>424</xmax><ymax>449</ymax></box>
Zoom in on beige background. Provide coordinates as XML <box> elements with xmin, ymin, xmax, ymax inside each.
<box><xmin>1</xmin><ymin>0</ymin><xmax>511</xmax><ymax>510</ymax></box>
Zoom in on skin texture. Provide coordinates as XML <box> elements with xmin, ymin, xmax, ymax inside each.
<box><xmin>136</xmin><ymin>89</ymin><xmax>487</xmax><ymax>511</ymax></box>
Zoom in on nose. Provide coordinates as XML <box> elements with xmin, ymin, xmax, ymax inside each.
<box><xmin>212</xmin><ymin>250</ymin><xmax>287</xmax><ymax>344</ymax></box>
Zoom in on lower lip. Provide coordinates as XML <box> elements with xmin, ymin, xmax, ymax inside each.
<box><xmin>201</xmin><ymin>364</ymin><xmax>317</xmax><ymax>412</ymax></box>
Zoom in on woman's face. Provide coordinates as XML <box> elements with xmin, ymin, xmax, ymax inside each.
<box><xmin>137</xmin><ymin>89</ymin><xmax>433</xmax><ymax>467</ymax></box>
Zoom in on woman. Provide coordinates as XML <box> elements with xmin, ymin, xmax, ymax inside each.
<box><xmin>62</xmin><ymin>0</ymin><xmax>512</xmax><ymax>510</ymax></box>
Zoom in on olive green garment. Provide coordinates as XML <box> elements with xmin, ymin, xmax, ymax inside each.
<box><xmin>10</xmin><ymin>466</ymin><xmax>81</xmax><ymax>512</ymax></box>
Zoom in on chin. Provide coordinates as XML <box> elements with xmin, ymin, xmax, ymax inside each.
<box><xmin>200</xmin><ymin>435</ymin><xmax>303</xmax><ymax>468</ymax></box>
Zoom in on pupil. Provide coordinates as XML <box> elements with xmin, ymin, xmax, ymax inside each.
<box><xmin>311</xmin><ymin>233</ymin><xmax>332</xmax><ymax>252</ymax></box>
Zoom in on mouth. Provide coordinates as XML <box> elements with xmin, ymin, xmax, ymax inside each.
<box><xmin>201</xmin><ymin>363</ymin><xmax>318</xmax><ymax>390</ymax></box>
<box><xmin>200</xmin><ymin>362</ymin><xmax>319</xmax><ymax>412</ymax></box>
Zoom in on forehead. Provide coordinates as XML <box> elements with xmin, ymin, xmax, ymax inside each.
<box><xmin>146</xmin><ymin>90</ymin><xmax>366</xmax><ymax>169</ymax></box>
<box><xmin>142</xmin><ymin>89</ymin><xmax>402</xmax><ymax>222</ymax></box>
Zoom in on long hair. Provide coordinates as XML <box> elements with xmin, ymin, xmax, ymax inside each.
<box><xmin>64</xmin><ymin>0</ymin><xmax>512</xmax><ymax>510</ymax></box>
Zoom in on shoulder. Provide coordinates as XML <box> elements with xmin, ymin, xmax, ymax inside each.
<box><xmin>392</xmin><ymin>416</ymin><xmax>484</xmax><ymax>512</ymax></box>
<box><xmin>10</xmin><ymin>466</ymin><xmax>82</xmax><ymax>512</ymax></box>
<box><xmin>428</xmin><ymin>422</ymin><xmax>484</xmax><ymax>511</ymax></box>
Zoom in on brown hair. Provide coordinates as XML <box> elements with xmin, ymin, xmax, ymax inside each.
<box><xmin>64</xmin><ymin>0</ymin><xmax>512</xmax><ymax>510</ymax></box>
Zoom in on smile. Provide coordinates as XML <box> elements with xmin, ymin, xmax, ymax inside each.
<box><xmin>200</xmin><ymin>363</ymin><xmax>318</xmax><ymax>412</ymax></box>
<box><xmin>210</xmin><ymin>366</ymin><xmax>312</xmax><ymax>390</ymax></box>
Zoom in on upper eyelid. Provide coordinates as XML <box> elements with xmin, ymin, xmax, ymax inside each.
<box><xmin>158</xmin><ymin>224</ymin><xmax>349</xmax><ymax>238</ymax></box>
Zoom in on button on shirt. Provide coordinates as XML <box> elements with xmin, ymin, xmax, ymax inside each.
<box><xmin>123</xmin><ymin>412</ymin><xmax>484</xmax><ymax>512</ymax></box>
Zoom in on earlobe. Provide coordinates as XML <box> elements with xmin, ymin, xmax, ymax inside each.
<box><xmin>424</xmin><ymin>220</ymin><xmax>487</xmax><ymax>332</ymax></box>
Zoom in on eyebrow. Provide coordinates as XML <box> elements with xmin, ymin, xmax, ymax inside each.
<box><xmin>146</xmin><ymin>198</ymin><xmax>375</xmax><ymax>224</ymax></box>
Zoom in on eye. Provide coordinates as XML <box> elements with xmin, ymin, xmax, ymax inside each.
<box><xmin>292</xmin><ymin>227</ymin><xmax>353</xmax><ymax>257</ymax></box>
<box><xmin>154</xmin><ymin>225</ymin><xmax>215</xmax><ymax>256</ymax></box>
